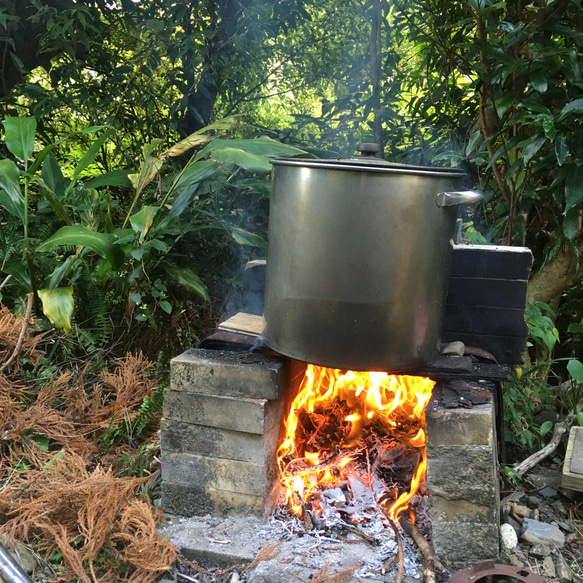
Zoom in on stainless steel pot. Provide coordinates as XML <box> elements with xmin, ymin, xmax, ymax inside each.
<box><xmin>263</xmin><ymin>150</ymin><xmax>483</xmax><ymax>372</ymax></box>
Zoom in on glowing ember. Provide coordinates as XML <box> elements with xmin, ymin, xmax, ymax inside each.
<box><xmin>276</xmin><ymin>365</ymin><xmax>435</xmax><ymax>522</ymax></box>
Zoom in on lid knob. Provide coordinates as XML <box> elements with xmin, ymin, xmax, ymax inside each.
<box><xmin>357</xmin><ymin>143</ymin><xmax>382</xmax><ymax>158</ymax></box>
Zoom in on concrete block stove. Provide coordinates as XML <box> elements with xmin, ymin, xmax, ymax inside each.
<box><xmin>160</xmin><ymin>244</ymin><xmax>532</xmax><ymax>571</ymax></box>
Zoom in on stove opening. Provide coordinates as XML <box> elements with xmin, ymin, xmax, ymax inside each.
<box><xmin>276</xmin><ymin>364</ymin><xmax>435</xmax><ymax>523</ymax></box>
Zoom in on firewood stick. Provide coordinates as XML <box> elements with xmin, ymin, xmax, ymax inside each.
<box><xmin>0</xmin><ymin>292</ymin><xmax>34</xmax><ymax>374</ymax></box>
<box><xmin>513</xmin><ymin>421</ymin><xmax>567</xmax><ymax>476</ymax></box>
<box><xmin>389</xmin><ymin>519</ymin><xmax>404</xmax><ymax>583</ymax></box>
<box><xmin>399</xmin><ymin>516</ymin><xmax>444</xmax><ymax>573</ymax></box>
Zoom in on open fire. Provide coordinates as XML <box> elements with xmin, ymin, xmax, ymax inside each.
<box><xmin>276</xmin><ymin>365</ymin><xmax>436</xmax><ymax>523</ymax></box>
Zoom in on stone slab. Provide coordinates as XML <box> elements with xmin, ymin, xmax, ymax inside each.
<box><xmin>162</xmin><ymin>452</ymin><xmax>279</xmax><ymax>497</ymax></box>
<box><xmin>426</xmin><ymin>445</ymin><xmax>498</xmax><ymax>505</ymax></box>
<box><xmin>171</xmin><ymin>348</ymin><xmax>288</xmax><ymax>400</ymax></box>
<box><xmin>161</xmin><ymin>481</ymin><xmax>279</xmax><ymax>520</ymax></box>
<box><xmin>425</xmin><ymin>403</ymin><xmax>495</xmax><ymax>447</ymax></box>
<box><xmin>431</xmin><ymin>521</ymin><xmax>499</xmax><ymax>570</ymax></box>
<box><xmin>563</xmin><ymin>426</ymin><xmax>583</xmax><ymax>492</ymax></box>
<box><xmin>163</xmin><ymin>389</ymin><xmax>284</xmax><ymax>435</ymax></box>
<box><xmin>160</xmin><ymin>419</ymin><xmax>281</xmax><ymax>464</ymax></box>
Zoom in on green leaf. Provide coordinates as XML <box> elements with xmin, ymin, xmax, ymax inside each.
<box><xmin>555</xmin><ymin>135</ymin><xmax>569</xmax><ymax>166</ymax></box>
<box><xmin>38</xmin><ymin>287</ymin><xmax>74</xmax><ymax>333</ymax></box>
<box><xmin>72</xmin><ymin>128</ymin><xmax>115</xmax><ymax>180</ymax></box>
<box><xmin>530</xmin><ymin>71</ymin><xmax>548</xmax><ymax>93</ymax></box>
<box><xmin>578</xmin><ymin>412</ymin><xmax>583</xmax><ymax>427</ymax></box>
<box><xmin>129</xmin><ymin>292</ymin><xmax>142</xmax><ymax>304</ymax></box>
<box><xmin>523</xmin><ymin>135</ymin><xmax>546</xmax><ymax>165</ymax></box>
<box><xmin>211</xmin><ymin>147</ymin><xmax>272</xmax><ymax>173</ymax></box>
<box><xmin>229</xmin><ymin>226</ymin><xmax>268</xmax><ymax>251</ymax></box>
<box><xmin>563</xmin><ymin>207</ymin><xmax>579</xmax><ymax>241</ymax></box>
<box><xmin>159</xmin><ymin>300</ymin><xmax>172</xmax><ymax>314</ymax></box>
<box><xmin>34</xmin><ymin>176</ymin><xmax>73</xmax><ymax>225</ymax></box>
<box><xmin>130</xmin><ymin>205</ymin><xmax>158</xmax><ymax>242</ymax></box>
<box><xmin>84</xmin><ymin>169</ymin><xmax>132</xmax><ymax>189</ymax></box>
<box><xmin>539</xmin><ymin>420</ymin><xmax>553</xmax><ymax>436</ymax></box>
<box><xmin>465</xmin><ymin>130</ymin><xmax>482</xmax><ymax>155</ymax></box>
<box><xmin>559</xmin><ymin>98</ymin><xmax>583</xmax><ymax>120</ymax></box>
<box><xmin>0</xmin><ymin>158</ymin><xmax>24</xmax><ymax>219</ymax></box>
<box><xmin>565</xmin><ymin>165</ymin><xmax>583</xmax><ymax>211</ymax></box>
<box><xmin>36</xmin><ymin>225</ymin><xmax>125</xmax><ymax>269</ymax></box>
<box><xmin>568</xmin><ymin>359</ymin><xmax>583</xmax><ymax>384</ymax></box>
<box><xmin>3</xmin><ymin>116</ymin><xmax>36</xmax><ymax>162</ymax></box>
<box><xmin>42</xmin><ymin>255</ymin><xmax>77</xmax><ymax>289</ymax></box>
<box><xmin>195</xmin><ymin>137</ymin><xmax>307</xmax><ymax>162</ymax></box>
<box><xmin>30</xmin><ymin>434</ymin><xmax>50</xmax><ymax>451</ymax></box>
<box><xmin>163</xmin><ymin>264</ymin><xmax>209</xmax><ymax>301</ymax></box>
<box><xmin>41</xmin><ymin>153</ymin><xmax>66</xmax><ymax>198</ymax></box>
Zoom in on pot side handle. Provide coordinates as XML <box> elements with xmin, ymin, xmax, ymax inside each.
<box><xmin>436</xmin><ymin>190</ymin><xmax>484</xmax><ymax>207</ymax></box>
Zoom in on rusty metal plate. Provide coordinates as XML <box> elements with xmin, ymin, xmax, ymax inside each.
<box><xmin>449</xmin><ymin>560</ymin><xmax>548</xmax><ymax>583</ymax></box>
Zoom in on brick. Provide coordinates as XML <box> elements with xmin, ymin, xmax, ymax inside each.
<box><xmin>443</xmin><ymin>305</ymin><xmax>529</xmax><ymax>337</ymax></box>
<box><xmin>160</xmin><ymin>419</ymin><xmax>281</xmax><ymax>464</ymax></box>
<box><xmin>171</xmin><ymin>349</ymin><xmax>288</xmax><ymax>400</ymax></box>
<box><xmin>162</xmin><ymin>452</ymin><xmax>280</xmax><ymax>497</ymax></box>
<box><xmin>446</xmin><ymin>277</ymin><xmax>528</xmax><ymax>309</ymax></box>
<box><xmin>431</xmin><ymin>521</ymin><xmax>499</xmax><ymax>570</ymax></box>
<box><xmin>425</xmin><ymin>403</ymin><xmax>495</xmax><ymax>447</ymax></box>
<box><xmin>450</xmin><ymin>244</ymin><xmax>533</xmax><ymax>280</ymax></box>
<box><xmin>163</xmin><ymin>389</ymin><xmax>284</xmax><ymax>435</ymax></box>
<box><xmin>440</xmin><ymin>331</ymin><xmax>527</xmax><ymax>364</ymax></box>
<box><xmin>426</xmin><ymin>445</ymin><xmax>498</xmax><ymax>505</ymax></box>
<box><xmin>161</xmin><ymin>481</ymin><xmax>279</xmax><ymax>520</ymax></box>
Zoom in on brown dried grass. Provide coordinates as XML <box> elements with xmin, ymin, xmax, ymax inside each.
<box><xmin>0</xmin><ymin>304</ymin><xmax>44</xmax><ymax>371</ymax></box>
<box><xmin>0</xmin><ymin>314</ymin><xmax>175</xmax><ymax>583</ymax></box>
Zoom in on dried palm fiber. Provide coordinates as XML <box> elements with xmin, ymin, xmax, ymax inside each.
<box><xmin>0</xmin><ymin>304</ymin><xmax>44</xmax><ymax>371</ymax></box>
<box><xmin>75</xmin><ymin>353</ymin><xmax>158</xmax><ymax>436</ymax></box>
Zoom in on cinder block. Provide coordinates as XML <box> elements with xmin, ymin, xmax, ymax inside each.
<box><xmin>425</xmin><ymin>403</ymin><xmax>495</xmax><ymax>447</ymax></box>
<box><xmin>447</xmin><ymin>277</ymin><xmax>528</xmax><ymax>309</ymax></box>
<box><xmin>431</xmin><ymin>521</ymin><xmax>500</xmax><ymax>570</ymax></box>
<box><xmin>429</xmin><ymin>494</ymin><xmax>497</xmax><ymax>523</ymax></box>
<box><xmin>160</xmin><ymin>418</ymin><xmax>281</xmax><ymax>464</ymax></box>
<box><xmin>162</xmin><ymin>481</ymin><xmax>279</xmax><ymax>520</ymax></box>
<box><xmin>443</xmin><ymin>305</ymin><xmax>529</xmax><ymax>337</ymax></box>
<box><xmin>450</xmin><ymin>245</ymin><xmax>532</xmax><ymax>280</ymax></box>
<box><xmin>163</xmin><ymin>389</ymin><xmax>284</xmax><ymax>435</ymax></box>
<box><xmin>426</xmin><ymin>445</ymin><xmax>498</xmax><ymax>506</ymax></box>
<box><xmin>162</xmin><ymin>452</ymin><xmax>280</xmax><ymax>498</ymax></box>
<box><xmin>171</xmin><ymin>349</ymin><xmax>288</xmax><ymax>400</ymax></box>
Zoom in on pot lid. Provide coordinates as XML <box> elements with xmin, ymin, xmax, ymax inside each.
<box><xmin>271</xmin><ymin>142</ymin><xmax>466</xmax><ymax>178</ymax></box>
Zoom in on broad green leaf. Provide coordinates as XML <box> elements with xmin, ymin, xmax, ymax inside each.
<box><xmin>211</xmin><ymin>147</ymin><xmax>272</xmax><ymax>173</ymax></box>
<box><xmin>129</xmin><ymin>292</ymin><xmax>142</xmax><ymax>304</ymax></box>
<box><xmin>3</xmin><ymin>116</ymin><xmax>36</xmax><ymax>162</ymax></box>
<box><xmin>130</xmin><ymin>205</ymin><xmax>158</xmax><ymax>242</ymax></box>
<box><xmin>3</xmin><ymin>262</ymin><xmax>31</xmax><ymax>289</ymax></box>
<box><xmin>539</xmin><ymin>420</ymin><xmax>553</xmax><ymax>436</ymax></box>
<box><xmin>555</xmin><ymin>135</ymin><xmax>569</xmax><ymax>166</ymax></box>
<box><xmin>196</xmin><ymin>137</ymin><xmax>307</xmax><ymax>162</ymax></box>
<box><xmin>530</xmin><ymin>71</ymin><xmax>548</xmax><ymax>93</ymax></box>
<box><xmin>563</xmin><ymin>207</ymin><xmax>579</xmax><ymax>241</ymax></box>
<box><xmin>163</xmin><ymin>264</ymin><xmax>209</xmax><ymax>301</ymax></box>
<box><xmin>34</xmin><ymin>176</ymin><xmax>72</xmax><ymax>225</ymax></box>
<box><xmin>565</xmin><ymin>165</ymin><xmax>583</xmax><ymax>211</ymax></box>
<box><xmin>229</xmin><ymin>226</ymin><xmax>268</xmax><ymax>251</ymax></box>
<box><xmin>160</xmin><ymin>300</ymin><xmax>172</xmax><ymax>314</ymax></box>
<box><xmin>523</xmin><ymin>135</ymin><xmax>546</xmax><ymax>165</ymax></box>
<box><xmin>0</xmin><ymin>159</ymin><xmax>24</xmax><ymax>220</ymax></box>
<box><xmin>129</xmin><ymin>142</ymin><xmax>164</xmax><ymax>193</ymax></box>
<box><xmin>41</xmin><ymin>153</ymin><xmax>66</xmax><ymax>198</ymax></box>
<box><xmin>72</xmin><ymin>127</ymin><xmax>115</xmax><ymax>180</ymax></box>
<box><xmin>559</xmin><ymin>98</ymin><xmax>583</xmax><ymax>120</ymax></box>
<box><xmin>568</xmin><ymin>359</ymin><xmax>583</xmax><ymax>384</ymax></box>
<box><xmin>38</xmin><ymin>287</ymin><xmax>74</xmax><ymax>333</ymax></box>
<box><xmin>578</xmin><ymin>412</ymin><xmax>583</xmax><ymax>427</ymax></box>
<box><xmin>495</xmin><ymin>91</ymin><xmax>518</xmax><ymax>117</ymax></box>
<box><xmin>84</xmin><ymin>169</ymin><xmax>132</xmax><ymax>189</ymax></box>
<box><xmin>465</xmin><ymin>130</ymin><xmax>482</xmax><ymax>155</ymax></box>
<box><xmin>36</xmin><ymin>225</ymin><xmax>125</xmax><ymax>269</ymax></box>
<box><xmin>30</xmin><ymin>434</ymin><xmax>50</xmax><ymax>451</ymax></box>
<box><xmin>43</xmin><ymin>255</ymin><xmax>77</xmax><ymax>289</ymax></box>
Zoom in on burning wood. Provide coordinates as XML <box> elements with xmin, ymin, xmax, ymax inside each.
<box><xmin>276</xmin><ymin>365</ymin><xmax>435</xmax><ymax>527</ymax></box>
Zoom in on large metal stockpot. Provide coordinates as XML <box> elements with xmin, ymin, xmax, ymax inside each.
<box><xmin>263</xmin><ymin>152</ymin><xmax>483</xmax><ymax>372</ymax></box>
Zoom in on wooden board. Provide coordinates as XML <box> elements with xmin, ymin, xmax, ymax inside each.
<box><xmin>218</xmin><ymin>312</ymin><xmax>265</xmax><ymax>338</ymax></box>
<box><xmin>562</xmin><ymin>426</ymin><xmax>583</xmax><ymax>492</ymax></box>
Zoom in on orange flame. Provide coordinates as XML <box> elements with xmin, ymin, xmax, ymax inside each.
<box><xmin>277</xmin><ymin>364</ymin><xmax>435</xmax><ymax>520</ymax></box>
